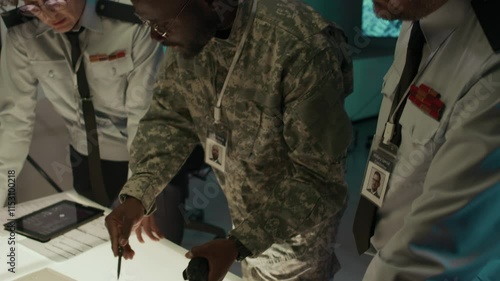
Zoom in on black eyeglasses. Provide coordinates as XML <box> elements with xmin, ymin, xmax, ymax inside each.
<box><xmin>134</xmin><ymin>0</ymin><xmax>192</xmax><ymax>39</ymax></box>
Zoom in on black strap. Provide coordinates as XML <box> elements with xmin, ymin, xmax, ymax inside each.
<box><xmin>66</xmin><ymin>30</ymin><xmax>110</xmax><ymax>206</ymax></box>
<box><xmin>352</xmin><ymin>22</ymin><xmax>426</xmax><ymax>255</ymax></box>
<box><xmin>95</xmin><ymin>0</ymin><xmax>142</xmax><ymax>25</ymax></box>
<box><xmin>1</xmin><ymin>8</ymin><xmax>35</xmax><ymax>28</ymax></box>
<box><xmin>353</xmin><ymin>196</ymin><xmax>378</xmax><ymax>255</ymax></box>
<box><xmin>27</xmin><ymin>155</ymin><xmax>64</xmax><ymax>193</ymax></box>
<box><xmin>472</xmin><ymin>0</ymin><xmax>500</xmax><ymax>53</ymax></box>
<box><xmin>390</xmin><ymin>21</ymin><xmax>426</xmax><ymax>146</ymax></box>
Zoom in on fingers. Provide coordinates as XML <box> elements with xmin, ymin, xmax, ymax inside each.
<box><xmin>122</xmin><ymin>243</ymin><xmax>135</xmax><ymax>260</ymax></box>
<box><xmin>186</xmin><ymin>244</ymin><xmax>204</xmax><ymax>259</ymax></box>
<box><xmin>135</xmin><ymin>224</ymin><xmax>144</xmax><ymax>243</ymax></box>
<box><xmin>135</xmin><ymin>216</ymin><xmax>163</xmax><ymax>243</ymax></box>
<box><xmin>106</xmin><ymin>198</ymin><xmax>145</xmax><ymax>260</ymax></box>
<box><xmin>118</xmin><ymin>198</ymin><xmax>145</xmax><ymax>246</ymax></box>
<box><xmin>150</xmin><ymin>217</ymin><xmax>164</xmax><ymax>239</ymax></box>
<box><xmin>143</xmin><ymin>216</ymin><xmax>162</xmax><ymax>241</ymax></box>
<box><xmin>143</xmin><ymin>226</ymin><xmax>160</xmax><ymax>241</ymax></box>
<box><xmin>187</xmin><ymin>240</ymin><xmax>235</xmax><ymax>281</ymax></box>
<box><xmin>119</xmin><ymin>215</ymin><xmax>134</xmax><ymax>247</ymax></box>
<box><xmin>188</xmin><ymin>245</ymin><xmax>201</xmax><ymax>257</ymax></box>
<box><xmin>105</xmin><ymin>214</ymin><xmax>121</xmax><ymax>257</ymax></box>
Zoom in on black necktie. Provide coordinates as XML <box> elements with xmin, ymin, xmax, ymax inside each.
<box><xmin>66</xmin><ymin>29</ymin><xmax>110</xmax><ymax>206</ymax></box>
<box><xmin>352</xmin><ymin>22</ymin><xmax>426</xmax><ymax>255</ymax></box>
<box><xmin>391</xmin><ymin>21</ymin><xmax>426</xmax><ymax>146</ymax></box>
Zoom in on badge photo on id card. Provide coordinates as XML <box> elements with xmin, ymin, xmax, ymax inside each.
<box><xmin>205</xmin><ymin>128</ymin><xmax>227</xmax><ymax>173</ymax></box>
<box><xmin>361</xmin><ymin>162</ymin><xmax>390</xmax><ymax>206</ymax></box>
<box><xmin>360</xmin><ymin>135</ymin><xmax>397</xmax><ymax>207</ymax></box>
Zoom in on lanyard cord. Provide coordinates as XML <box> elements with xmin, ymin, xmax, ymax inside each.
<box><xmin>214</xmin><ymin>0</ymin><xmax>258</xmax><ymax>123</ymax></box>
<box><xmin>382</xmin><ymin>24</ymin><xmax>455</xmax><ymax>144</ymax></box>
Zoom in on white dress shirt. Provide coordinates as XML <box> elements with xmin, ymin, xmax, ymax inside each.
<box><xmin>364</xmin><ymin>0</ymin><xmax>500</xmax><ymax>279</ymax></box>
<box><xmin>0</xmin><ymin>19</ymin><xmax>5</xmax><ymax>48</ymax></box>
<box><xmin>0</xmin><ymin>0</ymin><xmax>163</xmax><ymax>204</ymax></box>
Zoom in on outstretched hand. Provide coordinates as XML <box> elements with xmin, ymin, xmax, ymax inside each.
<box><xmin>136</xmin><ymin>215</ymin><xmax>164</xmax><ymax>243</ymax></box>
<box><xmin>105</xmin><ymin>196</ymin><xmax>145</xmax><ymax>260</ymax></box>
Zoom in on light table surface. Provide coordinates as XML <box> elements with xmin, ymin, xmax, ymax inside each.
<box><xmin>0</xmin><ymin>191</ymin><xmax>242</xmax><ymax>281</ymax></box>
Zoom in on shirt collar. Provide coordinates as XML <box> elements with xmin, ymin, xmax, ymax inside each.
<box><xmin>419</xmin><ymin>0</ymin><xmax>471</xmax><ymax>52</ymax></box>
<box><xmin>78</xmin><ymin>0</ymin><xmax>103</xmax><ymax>33</ymax></box>
<box><xmin>36</xmin><ymin>0</ymin><xmax>103</xmax><ymax>37</ymax></box>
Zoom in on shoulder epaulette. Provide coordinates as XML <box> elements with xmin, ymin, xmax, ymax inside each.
<box><xmin>472</xmin><ymin>0</ymin><xmax>500</xmax><ymax>53</ymax></box>
<box><xmin>1</xmin><ymin>8</ymin><xmax>35</xmax><ymax>28</ymax></box>
<box><xmin>96</xmin><ymin>0</ymin><xmax>142</xmax><ymax>25</ymax></box>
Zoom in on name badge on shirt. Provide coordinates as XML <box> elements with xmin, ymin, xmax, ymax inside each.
<box><xmin>205</xmin><ymin>124</ymin><xmax>228</xmax><ymax>173</ymax></box>
<box><xmin>360</xmin><ymin>136</ymin><xmax>398</xmax><ymax>207</ymax></box>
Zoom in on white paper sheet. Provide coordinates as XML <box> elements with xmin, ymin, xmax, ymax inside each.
<box><xmin>1</xmin><ymin>192</ymin><xmax>109</xmax><ymax>262</ymax></box>
<box><xmin>13</xmin><ymin>268</ymin><xmax>76</xmax><ymax>281</ymax></box>
<box><xmin>19</xmin><ymin>216</ymin><xmax>108</xmax><ymax>262</ymax></box>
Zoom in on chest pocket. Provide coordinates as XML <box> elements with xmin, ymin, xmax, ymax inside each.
<box><xmin>31</xmin><ymin>60</ymin><xmax>73</xmax><ymax>101</ymax></box>
<box><xmin>32</xmin><ymin>60</ymin><xmax>70</xmax><ymax>80</ymax></box>
<box><xmin>381</xmin><ymin>67</ymin><xmax>400</xmax><ymax>100</ymax></box>
<box><xmin>227</xmin><ymin>100</ymin><xmax>261</xmax><ymax>160</ymax></box>
<box><xmin>228</xmin><ymin>98</ymin><xmax>284</xmax><ymax>162</ymax></box>
<box><xmin>252</xmin><ymin>107</ymin><xmax>284</xmax><ymax>159</ymax></box>
<box><xmin>86</xmin><ymin>56</ymin><xmax>134</xmax><ymax>79</ymax></box>
<box><xmin>380</xmin><ymin>64</ymin><xmax>441</xmax><ymax>145</ymax></box>
<box><xmin>399</xmin><ymin>101</ymin><xmax>441</xmax><ymax>145</ymax></box>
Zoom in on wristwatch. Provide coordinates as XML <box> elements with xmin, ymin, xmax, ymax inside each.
<box><xmin>228</xmin><ymin>236</ymin><xmax>252</xmax><ymax>262</ymax></box>
<box><xmin>119</xmin><ymin>194</ymin><xmax>130</xmax><ymax>203</ymax></box>
<box><xmin>119</xmin><ymin>194</ymin><xmax>148</xmax><ymax>215</ymax></box>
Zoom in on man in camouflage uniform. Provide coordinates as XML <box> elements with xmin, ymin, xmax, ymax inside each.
<box><xmin>105</xmin><ymin>0</ymin><xmax>353</xmax><ymax>280</ymax></box>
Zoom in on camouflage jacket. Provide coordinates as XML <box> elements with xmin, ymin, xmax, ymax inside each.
<box><xmin>121</xmin><ymin>0</ymin><xmax>353</xmax><ymax>256</ymax></box>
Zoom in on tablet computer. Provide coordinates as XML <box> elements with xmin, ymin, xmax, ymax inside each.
<box><xmin>3</xmin><ymin>200</ymin><xmax>104</xmax><ymax>243</ymax></box>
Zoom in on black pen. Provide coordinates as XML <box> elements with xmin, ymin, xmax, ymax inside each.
<box><xmin>117</xmin><ymin>245</ymin><xmax>123</xmax><ymax>280</ymax></box>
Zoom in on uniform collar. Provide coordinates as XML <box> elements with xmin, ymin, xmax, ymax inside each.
<box><xmin>214</xmin><ymin>0</ymin><xmax>254</xmax><ymax>47</ymax></box>
<box><xmin>35</xmin><ymin>0</ymin><xmax>103</xmax><ymax>37</ymax></box>
<box><xmin>419</xmin><ymin>0</ymin><xmax>470</xmax><ymax>52</ymax></box>
<box><xmin>78</xmin><ymin>0</ymin><xmax>103</xmax><ymax>33</ymax></box>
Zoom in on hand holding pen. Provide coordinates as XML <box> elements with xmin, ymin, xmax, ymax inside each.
<box><xmin>105</xmin><ymin>196</ymin><xmax>145</xmax><ymax>260</ymax></box>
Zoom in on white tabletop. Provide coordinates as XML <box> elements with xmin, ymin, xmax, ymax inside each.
<box><xmin>0</xmin><ymin>192</ymin><xmax>242</xmax><ymax>281</ymax></box>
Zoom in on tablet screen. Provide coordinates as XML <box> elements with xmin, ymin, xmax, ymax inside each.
<box><xmin>4</xmin><ymin>200</ymin><xmax>104</xmax><ymax>242</ymax></box>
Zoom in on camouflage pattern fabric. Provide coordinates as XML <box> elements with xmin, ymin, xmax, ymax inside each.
<box><xmin>121</xmin><ymin>0</ymin><xmax>353</xmax><ymax>278</ymax></box>
<box><xmin>242</xmin><ymin>204</ymin><xmax>346</xmax><ymax>280</ymax></box>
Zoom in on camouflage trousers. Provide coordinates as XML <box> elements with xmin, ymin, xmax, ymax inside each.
<box><xmin>240</xmin><ymin>207</ymin><xmax>345</xmax><ymax>281</ymax></box>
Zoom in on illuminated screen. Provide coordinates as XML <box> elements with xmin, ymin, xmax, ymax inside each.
<box><xmin>362</xmin><ymin>0</ymin><xmax>402</xmax><ymax>38</ymax></box>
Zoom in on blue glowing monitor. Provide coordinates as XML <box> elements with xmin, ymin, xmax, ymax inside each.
<box><xmin>362</xmin><ymin>0</ymin><xmax>402</xmax><ymax>38</ymax></box>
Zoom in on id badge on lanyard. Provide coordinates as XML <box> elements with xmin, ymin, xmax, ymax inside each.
<box><xmin>204</xmin><ymin>0</ymin><xmax>258</xmax><ymax>173</ymax></box>
<box><xmin>205</xmin><ymin>124</ymin><xmax>228</xmax><ymax>173</ymax></box>
<box><xmin>360</xmin><ymin>136</ymin><xmax>398</xmax><ymax>207</ymax></box>
<box><xmin>360</xmin><ymin>24</ymin><xmax>453</xmax><ymax>206</ymax></box>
